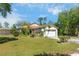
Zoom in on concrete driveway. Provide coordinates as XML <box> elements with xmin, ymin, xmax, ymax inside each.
<box><xmin>68</xmin><ymin>38</ymin><xmax>79</xmax><ymax>44</ymax></box>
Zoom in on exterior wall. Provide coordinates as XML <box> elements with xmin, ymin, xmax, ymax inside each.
<box><xmin>31</xmin><ymin>28</ymin><xmax>41</xmax><ymax>34</ymax></box>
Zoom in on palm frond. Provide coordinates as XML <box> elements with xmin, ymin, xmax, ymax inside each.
<box><xmin>0</xmin><ymin>3</ymin><xmax>11</xmax><ymax>18</ymax></box>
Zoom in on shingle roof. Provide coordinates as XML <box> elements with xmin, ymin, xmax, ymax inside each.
<box><xmin>29</xmin><ymin>24</ymin><xmax>41</xmax><ymax>29</ymax></box>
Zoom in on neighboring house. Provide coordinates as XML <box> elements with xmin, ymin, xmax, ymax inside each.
<box><xmin>43</xmin><ymin>26</ymin><xmax>59</xmax><ymax>39</ymax></box>
<box><xmin>0</xmin><ymin>28</ymin><xmax>11</xmax><ymax>35</ymax></box>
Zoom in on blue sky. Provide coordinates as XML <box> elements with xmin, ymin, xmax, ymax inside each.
<box><xmin>0</xmin><ymin>3</ymin><xmax>79</xmax><ymax>27</ymax></box>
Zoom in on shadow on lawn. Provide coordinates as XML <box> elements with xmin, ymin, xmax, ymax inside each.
<box><xmin>0</xmin><ymin>37</ymin><xmax>18</xmax><ymax>44</ymax></box>
<box><xmin>34</xmin><ymin>52</ymin><xmax>70</xmax><ymax>56</ymax></box>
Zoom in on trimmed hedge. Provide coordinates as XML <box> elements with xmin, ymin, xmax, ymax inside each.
<box><xmin>0</xmin><ymin>37</ymin><xmax>18</xmax><ymax>44</ymax></box>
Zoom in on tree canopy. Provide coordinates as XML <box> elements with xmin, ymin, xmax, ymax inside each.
<box><xmin>0</xmin><ymin>3</ymin><xmax>11</xmax><ymax>18</ymax></box>
<box><xmin>38</xmin><ymin>17</ymin><xmax>47</xmax><ymax>25</ymax></box>
<box><xmin>55</xmin><ymin>7</ymin><xmax>79</xmax><ymax>36</ymax></box>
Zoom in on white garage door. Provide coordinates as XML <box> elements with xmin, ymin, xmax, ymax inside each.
<box><xmin>48</xmin><ymin>31</ymin><xmax>56</xmax><ymax>37</ymax></box>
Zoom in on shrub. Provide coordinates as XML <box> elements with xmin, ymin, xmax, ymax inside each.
<box><xmin>10</xmin><ymin>24</ymin><xmax>19</xmax><ymax>37</ymax></box>
<box><xmin>21</xmin><ymin>28</ymin><xmax>30</xmax><ymax>36</ymax></box>
<box><xmin>21</xmin><ymin>28</ymin><xmax>26</xmax><ymax>35</ymax></box>
<box><xmin>11</xmin><ymin>30</ymin><xmax>19</xmax><ymax>37</ymax></box>
<box><xmin>58</xmin><ymin>36</ymin><xmax>70</xmax><ymax>43</ymax></box>
<box><xmin>30</xmin><ymin>33</ymin><xmax>35</xmax><ymax>37</ymax></box>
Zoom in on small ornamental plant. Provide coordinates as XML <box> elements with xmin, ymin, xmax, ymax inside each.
<box><xmin>10</xmin><ymin>24</ymin><xmax>19</xmax><ymax>37</ymax></box>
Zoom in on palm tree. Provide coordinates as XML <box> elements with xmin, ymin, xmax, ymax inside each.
<box><xmin>38</xmin><ymin>17</ymin><xmax>47</xmax><ymax>25</ymax></box>
<box><xmin>0</xmin><ymin>3</ymin><xmax>11</xmax><ymax>18</ymax></box>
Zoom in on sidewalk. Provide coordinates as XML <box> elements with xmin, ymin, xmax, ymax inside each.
<box><xmin>71</xmin><ymin>53</ymin><xmax>79</xmax><ymax>56</ymax></box>
<box><xmin>68</xmin><ymin>38</ymin><xmax>79</xmax><ymax>44</ymax></box>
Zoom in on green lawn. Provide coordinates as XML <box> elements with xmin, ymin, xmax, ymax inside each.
<box><xmin>0</xmin><ymin>34</ymin><xmax>14</xmax><ymax>37</ymax></box>
<box><xmin>0</xmin><ymin>35</ymin><xmax>79</xmax><ymax>56</ymax></box>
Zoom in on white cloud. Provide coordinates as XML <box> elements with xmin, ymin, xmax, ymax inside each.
<box><xmin>48</xmin><ymin>7</ymin><xmax>62</xmax><ymax>15</ymax></box>
<box><xmin>0</xmin><ymin>12</ymin><xmax>22</xmax><ymax>28</ymax></box>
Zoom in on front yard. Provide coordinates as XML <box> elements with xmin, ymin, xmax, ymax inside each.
<box><xmin>0</xmin><ymin>35</ymin><xmax>79</xmax><ymax>56</ymax></box>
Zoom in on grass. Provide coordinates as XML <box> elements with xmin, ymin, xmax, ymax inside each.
<box><xmin>0</xmin><ymin>35</ymin><xmax>79</xmax><ymax>56</ymax></box>
<box><xmin>0</xmin><ymin>35</ymin><xmax>14</xmax><ymax>37</ymax></box>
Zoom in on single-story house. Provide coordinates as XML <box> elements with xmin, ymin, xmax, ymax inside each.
<box><xmin>20</xmin><ymin>23</ymin><xmax>59</xmax><ymax>39</ymax></box>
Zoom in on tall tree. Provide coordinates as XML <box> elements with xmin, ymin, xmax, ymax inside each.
<box><xmin>38</xmin><ymin>17</ymin><xmax>47</xmax><ymax>25</ymax></box>
<box><xmin>16</xmin><ymin>20</ymin><xmax>30</xmax><ymax>35</ymax></box>
<box><xmin>4</xmin><ymin>21</ymin><xmax>9</xmax><ymax>28</ymax></box>
<box><xmin>56</xmin><ymin>7</ymin><xmax>79</xmax><ymax>36</ymax></box>
<box><xmin>16</xmin><ymin>20</ymin><xmax>29</xmax><ymax>28</ymax></box>
<box><xmin>0</xmin><ymin>22</ymin><xmax>2</xmax><ymax>28</ymax></box>
<box><xmin>0</xmin><ymin>3</ymin><xmax>11</xmax><ymax>18</ymax></box>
